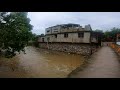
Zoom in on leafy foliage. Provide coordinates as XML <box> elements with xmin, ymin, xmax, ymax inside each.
<box><xmin>0</xmin><ymin>12</ymin><xmax>33</xmax><ymax>58</ymax></box>
<box><xmin>102</xmin><ymin>27</ymin><xmax>120</xmax><ymax>42</ymax></box>
<box><xmin>94</xmin><ymin>28</ymin><xmax>120</xmax><ymax>42</ymax></box>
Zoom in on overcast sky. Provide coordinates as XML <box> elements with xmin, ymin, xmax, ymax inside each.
<box><xmin>28</xmin><ymin>12</ymin><xmax>120</xmax><ymax>35</ymax></box>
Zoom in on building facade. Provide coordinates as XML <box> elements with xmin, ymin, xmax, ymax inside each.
<box><xmin>37</xmin><ymin>24</ymin><xmax>101</xmax><ymax>55</ymax></box>
<box><xmin>38</xmin><ymin>24</ymin><xmax>98</xmax><ymax>44</ymax></box>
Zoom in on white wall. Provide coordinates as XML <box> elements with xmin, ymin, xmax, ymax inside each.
<box><xmin>51</xmin><ymin>26</ymin><xmax>61</xmax><ymax>34</ymax></box>
<box><xmin>43</xmin><ymin>32</ymin><xmax>91</xmax><ymax>43</ymax></box>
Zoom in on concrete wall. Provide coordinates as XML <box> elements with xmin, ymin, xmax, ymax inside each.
<box><xmin>51</xmin><ymin>26</ymin><xmax>61</xmax><ymax>34</ymax></box>
<box><xmin>45</xmin><ymin>25</ymin><xmax>89</xmax><ymax>35</ymax></box>
<box><xmin>60</xmin><ymin>28</ymin><xmax>78</xmax><ymax>33</ymax></box>
<box><xmin>39</xmin><ymin>32</ymin><xmax>91</xmax><ymax>43</ymax></box>
<box><xmin>45</xmin><ymin>25</ymin><xmax>61</xmax><ymax>35</ymax></box>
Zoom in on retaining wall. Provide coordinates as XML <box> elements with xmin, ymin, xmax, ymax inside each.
<box><xmin>39</xmin><ymin>43</ymin><xmax>97</xmax><ymax>55</ymax></box>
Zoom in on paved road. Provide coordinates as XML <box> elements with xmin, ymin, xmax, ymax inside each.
<box><xmin>70</xmin><ymin>46</ymin><xmax>120</xmax><ymax>78</ymax></box>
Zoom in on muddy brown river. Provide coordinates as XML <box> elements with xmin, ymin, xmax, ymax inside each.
<box><xmin>0</xmin><ymin>46</ymin><xmax>85</xmax><ymax>78</ymax></box>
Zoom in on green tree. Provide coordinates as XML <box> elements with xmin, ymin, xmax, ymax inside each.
<box><xmin>102</xmin><ymin>27</ymin><xmax>120</xmax><ymax>42</ymax></box>
<box><xmin>0</xmin><ymin>12</ymin><xmax>33</xmax><ymax>58</ymax></box>
<box><xmin>110</xmin><ymin>27</ymin><xmax>120</xmax><ymax>41</ymax></box>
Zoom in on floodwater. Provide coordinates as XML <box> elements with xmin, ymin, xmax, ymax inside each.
<box><xmin>0</xmin><ymin>46</ymin><xmax>85</xmax><ymax>78</ymax></box>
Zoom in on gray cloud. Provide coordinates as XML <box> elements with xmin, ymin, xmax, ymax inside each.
<box><xmin>28</xmin><ymin>12</ymin><xmax>120</xmax><ymax>35</ymax></box>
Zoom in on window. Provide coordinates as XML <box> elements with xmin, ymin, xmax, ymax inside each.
<box><xmin>64</xmin><ymin>33</ymin><xmax>68</xmax><ymax>38</ymax></box>
<box><xmin>78</xmin><ymin>32</ymin><xmax>84</xmax><ymax>38</ymax></box>
<box><xmin>55</xmin><ymin>34</ymin><xmax>57</xmax><ymax>38</ymax></box>
<box><xmin>47</xmin><ymin>30</ymin><xmax>50</xmax><ymax>33</ymax></box>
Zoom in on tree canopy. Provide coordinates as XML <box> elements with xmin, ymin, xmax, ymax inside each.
<box><xmin>93</xmin><ymin>28</ymin><xmax>120</xmax><ymax>42</ymax></box>
<box><xmin>102</xmin><ymin>27</ymin><xmax>120</xmax><ymax>42</ymax></box>
<box><xmin>0</xmin><ymin>12</ymin><xmax>33</xmax><ymax>58</ymax></box>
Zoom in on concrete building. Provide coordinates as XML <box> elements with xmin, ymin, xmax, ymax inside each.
<box><xmin>38</xmin><ymin>24</ymin><xmax>101</xmax><ymax>55</ymax></box>
<box><xmin>38</xmin><ymin>24</ymin><xmax>98</xmax><ymax>44</ymax></box>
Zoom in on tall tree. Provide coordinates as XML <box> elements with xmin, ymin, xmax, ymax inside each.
<box><xmin>0</xmin><ymin>12</ymin><xmax>33</xmax><ymax>58</ymax></box>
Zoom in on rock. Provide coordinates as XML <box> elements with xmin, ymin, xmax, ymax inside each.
<box><xmin>38</xmin><ymin>43</ymin><xmax>97</xmax><ymax>56</ymax></box>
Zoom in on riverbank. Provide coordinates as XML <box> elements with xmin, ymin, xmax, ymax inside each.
<box><xmin>67</xmin><ymin>47</ymin><xmax>101</xmax><ymax>78</ymax></box>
